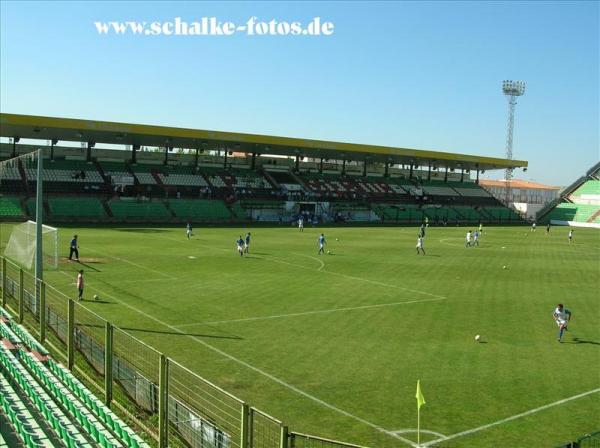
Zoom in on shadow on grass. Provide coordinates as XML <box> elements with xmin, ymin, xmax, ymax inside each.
<box><xmin>122</xmin><ymin>326</ymin><xmax>244</xmax><ymax>340</ymax></box>
<box><xmin>567</xmin><ymin>338</ymin><xmax>600</xmax><ymax>346</ymax></box>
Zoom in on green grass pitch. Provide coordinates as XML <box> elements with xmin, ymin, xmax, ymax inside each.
<box><xmin>1</xmin><ymin>223</ymin><xmax>599</xmax><ymax>447</ymax></box>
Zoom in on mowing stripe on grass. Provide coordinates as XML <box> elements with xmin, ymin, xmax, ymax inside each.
<box><xmin>62</xmin><ymin>272</ymin><xmax>419</xmax><ymax>447</ymax></box>
<box><xmin>84</xmin><ymin>246</ymin><xmax>177</xmax><ymax>280</ymax></box>
<box><xmin>174</xmin><ymin>297</ymin><xmax>447</xmax><ymax>327</ymax></box>
<box><xmin>421</xmin><ymin>387</ymin><xmax>600</xmax><ymax>447</ymax></box>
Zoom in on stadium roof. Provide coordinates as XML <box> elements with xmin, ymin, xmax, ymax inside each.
<box><xmin>0</xmin><ymin>113</ymin><xmax>528</xmax><ymax>171</ymax></box>
<box><xmin>479</xmin><ymin>179</ymin><xmax>560</xmax><ymax>190</ymax></box>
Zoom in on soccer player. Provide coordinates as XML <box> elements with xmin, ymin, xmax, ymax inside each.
<box><xmin>546</xmin><ymin>223</ymin><xmax>551</xmax><ymax>236</ymax></box>
<box><xmin>425</xmin><ymin>216</ymin><xmax>429</xmax><ymax>228</ymax></box>
<box><xmin>298</xmin><ymin>215</ymin><xmax>304</xmax><ymax>232</ymax></box>
<box><xmin>318</xmin><ymin>233</ymin><xmax>326</xmax><ymax>255</ymax></box>
<box><xmin>416</xmin><ymin>234</ymin><xmax>425</xmax><ymax>255</ymax></box>
<box><xmin>68</xmin><ymin>235</ymin><xmax>80</xmax><ymax>262</ymax></box>
<box><xmin>473</xmin><ymin>230</ymin><xmax>480</xmax><ymax>246</ymax></box>
<box><xmin>186</xmin><ymin>222</ymin><xmax>193</xmax><ymax>239</ymax></box>
<box><xmin>465</xmin><ymin>230</ymin><xmax>472</xmax><ymax>247</ymax></box>
<box><xmin>568</xmin><ymin>228</ymin><xmax>573</xmax><ymax>243</ymax></box>
<box><xmin>244</xmin><ymin>232</ymin><xmax>251</xmax><ymax>253</ymax></box>
<box><xmin>478</xmin><ymin>222</ymin><xmax>483</xmax><ymax>234</ymax></box>
<box><xmin>76</xmin><ymin>270</ymin><xmax>84</xmax><ymax>301</ymax></box>
<box><xmin>419</xmin><ymin>223</ymin><xmax>426</xmax><ymax>238</ymax></box>
<box><xmin>236</xmin><ymin>236</ymin><xmax>245</xmax><ymax>257</ymax></box>
<box><xmin>531</xmin><ymin>221</ymin><xmax>537</xmax><ymax>232</ymax></box>
<box><xmin>553</xmin><ymin>303</ymin><xmax>572</xmax><ymax>342</ymax></box>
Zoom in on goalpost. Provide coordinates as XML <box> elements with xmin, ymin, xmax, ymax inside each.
<box><xmin>3</xmin><ymin>220</ymin><xmax>59</xmax><ymax>270</ymax></box>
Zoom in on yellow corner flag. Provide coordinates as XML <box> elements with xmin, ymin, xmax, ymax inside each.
<box><xmin>416</xmin><ymin>380</ymin><xmax>426</xmax><ymax>409</ymax></box>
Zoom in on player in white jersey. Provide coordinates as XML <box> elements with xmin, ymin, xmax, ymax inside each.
<box><xmin>416</xmin><ymin>235</ymin><xmax>425</xmax><ymax>255</ymax></box>
<box><xmin>298</xmin><ymin>216</ymin><xmax>304</xmax><ymax>232</ymax></box>
<box><xmin>553</xmin><ymin>303</ymin><xmax>572</xmax><ymax>342</ymax></box>
<box><xmin>465</xmin><ymin>230</ymin><xmax>472</xmax><ymax>247</ymax></box>
<box><xmin>568</xmin><ymin>228</ymin><xmax>573</xmax><ymax>243</ymax></box>
<box><xmin>531</xmin><ymin>221</ymin><xmax>537</xmax><ymax>232</ymax></box>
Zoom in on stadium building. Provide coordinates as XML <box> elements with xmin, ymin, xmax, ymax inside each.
<box><xmin>478</xmin><ymin>179</ymin><xmax>561</xmax><ymax>218</ymax></box>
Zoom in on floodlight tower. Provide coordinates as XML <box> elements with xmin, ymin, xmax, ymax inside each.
<box><xmin>502</xmin><ymin>80</ymin><xmax>526</xmax><ymax>205</ymax></box>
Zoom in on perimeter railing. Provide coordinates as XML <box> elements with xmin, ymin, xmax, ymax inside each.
<box><xmin>0</xmin><ymin>255</ymin><xmax>370</xmax><ymax>448</ymax></box>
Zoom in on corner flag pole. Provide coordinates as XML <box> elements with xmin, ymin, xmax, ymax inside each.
<box><xmin>416</xmin><ymin>380</ymin><xmax>426</xmax><ymax>447</ymax></box>
<box><xmin>35</xmin><ymin>148</ymin><xmax>43</xmax><ymax>283</ymax></box>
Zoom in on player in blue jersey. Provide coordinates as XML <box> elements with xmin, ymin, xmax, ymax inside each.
<box><xmin>244</xmin><ymin>232</ymin><xmax>251</xmax><ymax>254</ymax></box>
<box><xmin>236</xmin><ymin>236</ymin><xmax>245</xmax><ymax>257</ymax></box>
<box><xmin>318</xmin><ymin>233</ymin><xmax>326</xmax><ymax>255</ymax></box>
<box><xmin>553</xmin><ymin>303</ymin><xmax>572</xmax><ymax>342</ymax></box>
<box><xmin>68</xmin><ymin>235</ymin><xmax>80</xmax><ymax>262</ymax></box>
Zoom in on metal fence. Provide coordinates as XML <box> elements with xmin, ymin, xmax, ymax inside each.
<box><xmin>557</xmin><ymin>431</ymin><xmax>600</xmax><ymax>448</ymax></box>
<box><xmin>0</xmin><ymin>256</ymin><xmax>369</xmax><ymax>448</ymax></box>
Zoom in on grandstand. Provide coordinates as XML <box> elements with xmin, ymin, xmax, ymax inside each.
<box><xmin>538</xmin><ymin>162</ymin><xmax>600</xmax><ymax>227</ymax></box>
<box><xmin>0</xmin><ymin>113</ymin><xmax>528</xmax><ymax>226</ymax></box>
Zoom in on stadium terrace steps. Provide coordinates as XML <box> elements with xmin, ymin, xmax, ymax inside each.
<box><xmin>168</xmin><ymin>198</ymin><xmax>234</xmax><ymax>221</ymax></box>
<box><xmin>108</xmin><ymin>199</ymin><xmax>171</xmax><ymax>220</ymax></box>
<box><xmin>0</xmin><ymin>197</ymin><xmax>25</xmax><ymax>217</ymax></box>
<box><xmin>48</xmin><ymin>197</ymin><xmax>106</xmax><ymax>218</ymax></box>
<box><xmin>572</xmin><ymin>180</ymin><xmax>600</xmax><ymax>196</ymax></box>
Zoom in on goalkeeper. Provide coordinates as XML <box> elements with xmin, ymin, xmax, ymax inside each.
<box><xmin>69</xmin><ymin>234</ymin><xmax>80</xmax><ymax>262</ymax></box>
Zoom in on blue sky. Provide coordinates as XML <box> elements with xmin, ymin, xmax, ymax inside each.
<box><xmin>1</xmin><ymin>1</ymin><xmax>598</xmax><ymax>185</ymax></box>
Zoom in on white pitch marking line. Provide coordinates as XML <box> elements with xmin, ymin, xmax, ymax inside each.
<box><xmin>65</xmin><ymin>278</ymin><xmax>418</xmax><ymax>447</ymax></box>
<box><xmin>421</xmin><ymin>387</ymin><xmax>600</xmax><ymax>447</ymax></box>
<box><xmin>293</xmin><ymin>252</ymin><xmax>325</xmax><ymax>271</ymax></box>
<box><xmin>390</xmin><ymin>429</ymin><xmax>448</xmax><ymax>438</ymax></box>
<box><xmin>174</xmin><ymin>297</ymin><xmax>447</xmax><ymax>328</ymax></box>
<box><xmin>84</xmin><ymin>246</ymin><xmax>177</xmax><ymax>280</ymax></box>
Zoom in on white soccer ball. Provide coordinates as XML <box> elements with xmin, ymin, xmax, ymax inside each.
<box><xmin>327</xmin><ymin>250</ymin><xmax>331</xmax><ymax>254</ymax></box>
<box><xmin>502</xmin><ymin>266</ymin><xmax>507</xmax><ymax>269</ymax></box>
<box><xmin>93</xmin><ymin>294</ymin><xmax>99</xmax><ymax>300</ymax></box>
<box><xmin>335</xmin><ymin>238</ymin><xmax>339</xmax><ymax>241</ymax></box>
<box><xmin>475</xmin><ymin>335</ymin><xmax>481</xmax><ymax>342</ymax></box>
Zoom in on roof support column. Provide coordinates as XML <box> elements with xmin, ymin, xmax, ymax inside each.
<box><xmin>86</xmin><ymin>141</ymin><xmax>94</xmax><ymax>163</ymax></box>
<box><xmin>164</xmin><ymin>146</ymin><xmax>170</xmax><ymax>166</ymax></box>
<box><xmin>11</xmin><ymin>137</ymin><xmax>19</xmax><ymax>157</ymax></box>
<box><xmin>384</xmin><ymin>162</ymin><xmax>389</xmax><ymax>178</ymax></box>
<box><xmin>363</xmin><ymin>160</ymin><xmax>367</xmax><ymax>177</ymax></box>
<box><xmin>409</xmin><ymin>164</ymin><xmax>413</xmax><ymax>180</ymax></box>
<box><xmin>428</xmin><ymin>163</ymin><xmax>432</xmax><ymax>181</ymax></box>
<box><xmin>295</xmin><ymin>155</ymin><xmax>300</xmax><ymax>173</ymax></box>
<box><xmin>224</xmin><ymin>149</ymin><xmax>228</xmax><ymax>169</ymax></box>
<box><xmin>251</xmin><ymin>152</ymin><xmax>256</xmax><ymax>170</ymax></box>
<box><xmin>131</xmin><ymin>144</ymin><xmax>139</xmax><ymax>164</ymax></box>
<box><xmin>50</xmin><ymin>139</ymin><xmax>58</xmax><ymax>161</ymax></box>
<box><xmin>319</xmin><ymin>158</ymin><xmax>323</xmax><ymax>174</ymax></box>
<box><xmin>195</xmin><ymin>148</ymin><xmax>200</xmax><ymax>170</ymax></box>
<box><xmin>476</xmin><ymin>165</ymin><xmax>480</xmax><ymax>184</ymax></box>
<box><xmin>460</xmin><ymin>168</ymin><xmax>464</xmax><ymax>182</ymax></box>
<box><xmin>342</xmin><ymin>159</ymin><xmax>346</xmax><ymax>176</ymax></box>
<box><xmin>444</xmin><ymin>166</ymin><xmax>448</xmax><ymax>182</ymax></box>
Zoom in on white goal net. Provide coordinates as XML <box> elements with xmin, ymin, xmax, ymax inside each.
<box><xmin>3</xmin><ymin>221</ymin><xmax>59</xmax><ymax>270</ymax></box>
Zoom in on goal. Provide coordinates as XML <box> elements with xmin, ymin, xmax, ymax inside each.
<box><xmin>3</xmin><ymin>221</ymin><xmax>59</xmax><ymax>270</ymax></box>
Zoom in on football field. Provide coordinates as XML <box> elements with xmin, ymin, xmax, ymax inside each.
<box><xmin>1</xmin><ymin>223</ymin><xmax>599</xmax><ymax>447</ymax></box>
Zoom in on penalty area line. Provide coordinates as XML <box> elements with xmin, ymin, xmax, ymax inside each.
<box><xmin>421</xmin><ymin>387</ymin><xmax>600</xmax><ymax>447</ymax></box>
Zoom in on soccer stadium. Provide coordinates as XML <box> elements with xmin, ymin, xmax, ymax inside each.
<box><xmin>0</xmin><ymin>2</ymin><xmax>599</xmax><ymax>448</ymax></box>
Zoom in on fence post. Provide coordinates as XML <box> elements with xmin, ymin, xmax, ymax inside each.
<box><xmin>104</xmin><ymin>322</ymin><xmax>113</xmax><ymax>407</ymax></box>
<box><xmin>280</xmin><ymin>425</ymin><xmax>289</xmax><ymax>448</ymax></box>
<box><xmin>1</xmin><ymin>258</ymin><xmax>6</xmax><ymax>308</ymax></box>
<box><xmin>39</xmin><ymin>281</ymin><xmax>46</xmax><ymax>343</ymax></box>
<box><xmin>241</xmin><ymin>403</ymin><xmax>250</xmax><ymax>448</ymax></box>
<box><xmin>158</xmin><ymin>354</ymin><xmax>169</xmax><ymax>448</ymax></box>
<box><xmin>67</xmin><ymin>298</ymin><xmax>74</xmax><ymax>370</ymax></box>
<box><xmin>18</xmin><ymin>268</ymin><xmax>24</xmax><ymax>323</ymax></box>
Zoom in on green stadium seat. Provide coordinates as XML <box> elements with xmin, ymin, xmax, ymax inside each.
<box><xmin>0</xmin><ymin>197</ymin><xmax>24</xmax><ymax>217</ymax></box>
<box><xmin>48</xmin><ymin>197</ymin><xmax>106</xmax><ymax>218</ymax></box>
<box><xmin>169</xmin><ymin>199</ymin><xmax>233</xmax><ymax>221</ymax></box>
<box><xmin>108</xmin><ymin>199</ymin><xmax>170</xmax><ymax>220</ymax></box>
